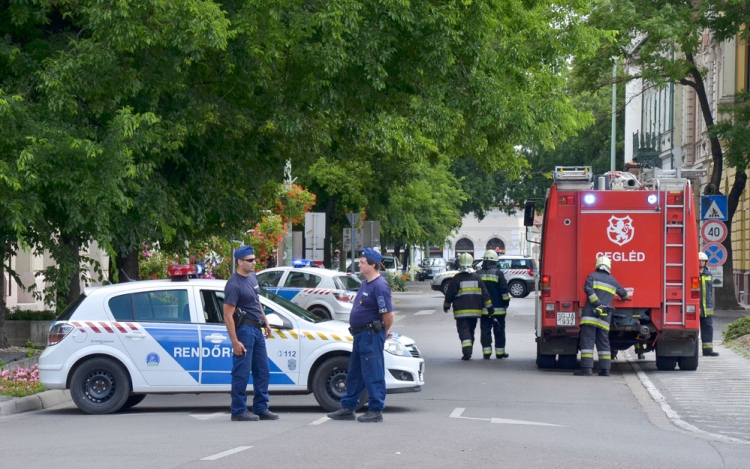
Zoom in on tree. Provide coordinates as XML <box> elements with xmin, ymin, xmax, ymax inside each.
<box><xmin>573</xmin><ymin>0</ymin><xmax>750</xmax><ymax>309</ymax></box>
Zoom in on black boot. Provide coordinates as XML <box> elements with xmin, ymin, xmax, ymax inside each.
<box><xmin>357</xmin><ymin>410</ymin><xmax>383</xmax><ymax>423</ymax></box>
<box><xmin>703</xmin><ymin>350</ymin><xmax>720</xmax><ymax>357</ymax></box>
<box><xmin>573</xmin><ymin>368</ymin><xmax>593</xmax><ymax>376</ymax></box>
<box><xmin>598</xmin><ymin>369</ymin><xmax>610</xmax><ymax>377</ymax></box>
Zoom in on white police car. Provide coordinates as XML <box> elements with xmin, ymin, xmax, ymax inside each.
<box><xmin>38</xmin><ymin>266</ymin><xmax>424</xmax><ymax>414</ymax></box>
<box><xmin>256</xmin><ymin>267</ymin><xmax>360</xmax><ymax>321</ymax></box>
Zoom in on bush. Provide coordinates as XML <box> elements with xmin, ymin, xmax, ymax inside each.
<box><xmin>5</xmin><ymin>309</ymin><xmax>57</xmax><ymax>321</ymax></box>
<box><xmin>385</xmin><ymin>273</ymin><xmax>407</xmax><ymax>292</ymax></box>
<box><xmin>723</xmin><ymin>315</ymin><xmax>750</xmax><ymax>343</ymax></box>
<box><xmin>0</xmin><ymin>365</ymin><xmax>46</xmax><ymax>397</ymax></box>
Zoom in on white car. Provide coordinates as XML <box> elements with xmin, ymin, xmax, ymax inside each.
<box><xmin>256</xmin><ymin>267</ymin><xmax>361</xmax><ymax>321</ymax></box>
<box><xmin>38</xmin><ymin>271</ymin><xmax>424</xmax><ymax>414</ymax></box>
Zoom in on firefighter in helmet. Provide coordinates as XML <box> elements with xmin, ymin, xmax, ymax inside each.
<box><xmin>699</xmin><ymin>251</ymin><xmax>719</xmax><ymax>357</ymax></box>
<box><xmin>575</xmin><ymin>255</ymin><xmax>630</xmax><ymax>376</ymax></box>
<box><xmin>444</xmin><ymin>253</ymin><xmax>494</xmax><ymax>360</ymax></box>
<box><xmin>477</xmin><ymin>250</ymin><xmax>511</xmax><ymax>359</ymax></box>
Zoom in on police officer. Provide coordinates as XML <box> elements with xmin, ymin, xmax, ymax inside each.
<box><xmin>477</xmin><ymin>251</ymin><xmax>511</xmax><ymax>359</ymax></box>
<box><xmin>444</xmin><ymin>253</ymin><xmax>494</xmax><ymax>360</ymax></box>
<box><xmin>328</xmin><ymin>248</ymin><xmax>394</xmax><ymax>423</ymax></box>
<box><xmin>575</xmin><ymin>255</ymin><xmax>630</xmax><ymax>377</ymax></box>
<box><xmin>223</xmin><ymin>245</ymin><xmax>279</xmax><ymax>421</ymax></box>
<box><xmin>699</xmin><ymin>251</ymin><xmax>719</xmax><ymax>357</ymax></box>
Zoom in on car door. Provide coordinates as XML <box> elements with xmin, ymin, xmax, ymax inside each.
<box><xmin>109</xmin><ymin>287</ymin><xmax>201</xmax><ymax>386</ymax></box>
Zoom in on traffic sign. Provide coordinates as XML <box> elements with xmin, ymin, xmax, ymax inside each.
<box><xmin>702</xmin><ymin>242</ymin><xmax>727</xmax><ymax>267</ymax></box>
<box><xmin>701</xmin><ymin>195</ymin><xmax>728</xmax><ymax>221</ymax></box>
<box><xmin>701</xmin><ymin>220</ymin><xmax>727</xmax><ymax>244</ymax></box>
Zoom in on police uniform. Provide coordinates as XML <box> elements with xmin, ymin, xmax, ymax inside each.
<box><xmin>700</xmin><ymin>266</ymin><xmax>718</xmax><ymax>356</ymax></box>
<box><xmin>444</xmin><ymin>271</ymin><xmax>493</xmax><ymax>359</ymax></box>
<box><xmin>578</xmin><ymin>268</ymin><xmax>628</xmax><ymax>376</ymax></box>
<box><xmin>477</xmin><ymin>262</ymin><xmax>511</xmax><ymax>359</ymax></box>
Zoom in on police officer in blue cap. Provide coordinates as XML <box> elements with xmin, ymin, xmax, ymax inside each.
<box><xmin>223</xmin><ymin>245</ymin><xmax>279</xmax><ymax>421</ymax></box>
<box><xmin>327</xmin><ymin>248</ymin><xmax>394</xmax><ymax>423</ymax></box>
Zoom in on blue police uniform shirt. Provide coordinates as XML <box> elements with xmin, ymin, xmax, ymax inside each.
<box><xmin>349</xmin><ymin>275</ymin><xmax>393</xmax><ymax>327</ymax></box>
<box><xmin>224</xmin><ymin>272</ymin><xmax>264</xmax><ymax>321</ymax></box>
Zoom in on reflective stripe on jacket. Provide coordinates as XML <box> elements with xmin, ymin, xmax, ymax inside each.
<box><xmin>700</xmin><ymin>267</ymin><xmax>714</xmax><ymax>317</ymax></box>
<box><xmin>580</xmin><ymin>269</ymin><xmax>628</xmax><ymax>331</ymax></box>
<box><xmin>444</xmin><ymin>271</ymin><xmax>493</xmax><ymax>319</ymax></box>
<box><xmin>477</xmin><ymin>266</ymin><xmax>510</xmax><ymax>315</ymax></box>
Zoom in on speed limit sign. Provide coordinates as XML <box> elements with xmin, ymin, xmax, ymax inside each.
<box><xmin>702</xmin><ymin>220</ymin><xmax>727</xmax><ymax>244</ymax></box>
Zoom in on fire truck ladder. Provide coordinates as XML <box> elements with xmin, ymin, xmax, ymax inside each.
<box><xmin>660</xmin><ymin>176</ymin><xmax>692</xmax><ymax>325</ymax></box>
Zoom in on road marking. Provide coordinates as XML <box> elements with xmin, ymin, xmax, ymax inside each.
<box><xmin>414</xmin><ymin>310</ymin><xmax>435</xmax><ymax>315</ymax></box>
<box><xmin>450</xmin><ymin>407</ymin><xmax>564</xmax><ymax>427</ymax></box>
<box><xmin>190</xmin><ymin>412</ymin><xmax>227</xmax><ymax>420</ymax></box>
<box><xmin>201</xmin><ymin>446</ymin><xmax>253</xmax><ymax>461</ymax></box>
<box><xmin>310</xmin><ymin>416</ymin><xmax>330</xmax><ymax>425</ymax></box>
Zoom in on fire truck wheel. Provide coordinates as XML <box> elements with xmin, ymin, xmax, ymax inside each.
<box><xmin>508</xmin><ymin>281</ymin><xmax>528</xmax><ymax>298</ymax></box>
<box><xmin>677</xmin><ymin>342</ymin><xmax>699</xmax><ymax>371</ymax></box>
<box><xmin>536</xmin><ymin>343</ymin><xmax>557</xmax><ymax>369</ymax></box>
<box><xmin>655</xmin><ymin>355</ymin><xmax>678</xmax><ymax>371</ymax></box>
<box><xmin>557</xmin><ymin>354</ymin><xmax>578</xmax><ymax>369</ymax></box>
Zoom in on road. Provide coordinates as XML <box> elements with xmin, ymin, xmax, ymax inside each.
<box><xmin>1</xmin><ymin>283</ymin><xmax>749</xmax><ymax>468</ymax></box>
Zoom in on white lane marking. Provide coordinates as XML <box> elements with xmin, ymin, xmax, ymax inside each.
<box><xmin>190</xmin><ymin>412</ymin><xmax>228</xmax><ymax>420</ymax></box>
<box><xmin>625</xmin><ymin>351</ymin><xmax>748</xmax><ymax>444</ymax></box>
<box><xmin>310</xmin><ymin>416</ymin><xmax>330</xmax><ymax>425</ymax></box>
<box><xmin>201</xmin><ymin>446</ymin><xmax>253</xmax><ymax>461</ymax></box>
<box><xmin>450</xmin><ymin>407</ymin><xmax>564</xmax><ymax>427</ymax></box>
<box><xmin>414</xmin><ymin>310</ymin><xmax>435</xmax><ymax>315</ymax></box>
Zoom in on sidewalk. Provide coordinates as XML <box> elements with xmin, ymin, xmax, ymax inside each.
<box><xmin>0</xmin><ymin>354</ymin><xmax>69</xmax><ymax>416</ymax></box>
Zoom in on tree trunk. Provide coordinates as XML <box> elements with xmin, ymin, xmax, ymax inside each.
<box><xmin>0</xmin><ymin>241</ymin><xmax>10</xmax><ymax>348</ymax></box>
<box><xmin>322</xmin><ymin>196</ymin><xmax>338</xmax><ymax>269</ymax></box>
<box><xmin>716</xmin><ymin>171</ymin><xmax>747</xmax><ymax>309</ymax></box>
<box><xmin>63</xmin><ymin>238</ymin><xmax>81</xmax><ymax>308</ymax></box>
<box><xmin>111</xmin><ymin>249</ymin><xmax>141</xmax><ymax>283</ymax></box>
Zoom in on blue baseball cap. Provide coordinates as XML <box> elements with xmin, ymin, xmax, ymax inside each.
<box><xmin>234</xmin><ymin>245</ymin><xmax>255</xmax><ymax>259</ymax></box>
<box><xmin>361</xmin><ymin>248</ymin><xmax>382</xmax><ymax>264</ymax></box>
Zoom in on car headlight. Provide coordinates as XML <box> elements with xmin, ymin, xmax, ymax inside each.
<box><xmin>384</xmin><ymin>339</ymin><xmax>412</xmax><ymax>357</ymax></box>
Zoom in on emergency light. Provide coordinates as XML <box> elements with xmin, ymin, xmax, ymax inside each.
<box><xmin>583</xmin><ymin>193</ymin><xmax>596</xmax><ymax>205</ymax></box>
<box><xmin>647</xmin><ymin>194</ymin><xmax>658</xmax><ymax>204</ymax></box>
<box><xmin>167</xmin><ymin>263</ymin><xmax>205</xmax><ymax>280</ymax></box>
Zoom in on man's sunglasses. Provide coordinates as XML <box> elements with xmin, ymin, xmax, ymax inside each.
<box><xmin>240</xmin><ymin>258</ymin><xmax>257</xmax><ymax>263</ymax></box>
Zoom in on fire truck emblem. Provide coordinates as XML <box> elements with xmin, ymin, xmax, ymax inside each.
<box><xmin>607</xmin><ymin>216</ymin><xmax>635</xmax><ymax>246</ymax></box>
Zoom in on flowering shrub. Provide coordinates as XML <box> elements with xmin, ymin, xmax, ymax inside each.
<box><xmin>139</xmin><ymin>243</ymin><xmax>170</xmax><ymax>279</ymax></box>
<box><xmin>0</xmin><ymin>365</ymin><xmax>45</xmax><ymax>397</ymax></box>
<box><xmin>275</xmin><ymin>184</ymin><xmax>316</xmax><ymax>225</ymax></box>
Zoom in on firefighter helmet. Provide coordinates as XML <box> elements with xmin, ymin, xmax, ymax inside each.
<box><xmin>698</xmin><ymin>252</ymin><xmax>708</xmax><ymax>261</ymax></box>
<box><xmin>595</xmin><ymin>255</ymin><xmax>612</xmax><ymax>273</ymax></box>
<box><xmin>483</xmin><ymin>251</ymin><xmax>499</xmax><ymax>262</ymax></box>
<box><xmin>458</xmin><ymin>253</ymin><xmax>474</xmax><ymax>270</ymax></box>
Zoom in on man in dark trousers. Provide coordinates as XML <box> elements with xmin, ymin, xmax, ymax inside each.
<box><xmin>327</xmin><ymin>248</ymin><xmax>394</xmax><ymax>423</ymax></box>
<box><xmin>699</xmin><ymin>251</ymin><xmax>719</xmax><ymax>357</ymax></box>
<box><xmin>223</xmin><ymin>245</ymin><xmax>279</xmax><ymax>421</ymax></box>
<box><xmin>575</xmin><ymin>255</ymin><xmax>629</xmax><ymax>377</ymax></box>
<box><xmin>444</xmin><ymin>253</ymin><xmax>494</xmax><ymax>360</ymax></box>
<box><xmin>477</xmin><ymin>251</ymin><xmax>511</xmax><ymax>359</ymax></box>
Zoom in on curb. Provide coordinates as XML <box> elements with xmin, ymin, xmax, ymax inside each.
<box><xmin>0</xmin><ymin>390</ymin><xmax>71</xmax><ymax>416</ymax></box>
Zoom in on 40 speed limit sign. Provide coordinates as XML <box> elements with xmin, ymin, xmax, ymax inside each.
<box><xmin>702</xmin><ymin>220</ymin><xmax>727</xmax><ymax>244</ymax></box>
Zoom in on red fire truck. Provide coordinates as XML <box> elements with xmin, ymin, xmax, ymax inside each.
<box><xmin>525</xmin><ymin>166</ymin><xmax>701</xmax><ymax>371</ymax></box>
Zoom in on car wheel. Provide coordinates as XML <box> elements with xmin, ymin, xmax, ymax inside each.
<box><xmin>308</xmin><ymin>306</ymin><xmax>332</xmax><ymax>320</ymax></box>
<box><xmin>121</xmin><ymin>394</ymin><xmax>146</xmax><ymax>410</ymax></box>
<box><xmin>70</xmin><ymin>357</ymin><xmax>131</xmax><ymax>414</ymax></box>
<box><xmin>508</xmin><ymin>280</ymin><xmax>528</xmax><ymax>298</ymax></box>
<box><xmin>441</xmin><ymin>281</ymin><xmax>450</xmax><ymax>296</ymax></box>
<box><xmin>312</xmin><ymin>356</ymin><xmax>367</xmax><ymax>412</ymax></box>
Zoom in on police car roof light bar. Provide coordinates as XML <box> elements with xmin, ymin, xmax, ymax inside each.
<box><xmin>167</xmin><ymin>264</ymin><xmax>204</xmax><ymax>281</ymax></box>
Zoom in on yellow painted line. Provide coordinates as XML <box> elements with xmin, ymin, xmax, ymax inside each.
<box><xmin>330</xmin><ymin>334</ymin><xmax>342</xmax><ymax>341</ymax></box>
<box><xmin>276</xmin><ymin>330</ymin><xmax>288</xmax><ymax>339</ymax></box>
<box><xmin>288</xmin><ymin>330</ymin><xmax>298</xmax><ymax>339</ymax></box>
<box><xmin>302</xmin><ymin>331</ymin><xmax>315</xmax><ymax>340</ymax></box>
<box><xmin>316</xmin><ymin>332</ymin><xmax>328</xmax><ymax>340</ymax></box>
<box><xmin>346</xmin><ymin>336</ymin><xmax>353</xmax><ymax>342</ymax></box>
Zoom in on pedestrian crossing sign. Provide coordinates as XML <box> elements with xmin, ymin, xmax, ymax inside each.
<box><xmin>701</xmin><ymin>195</ymin><xmax>728</xmax><ymax>221</ymax></box>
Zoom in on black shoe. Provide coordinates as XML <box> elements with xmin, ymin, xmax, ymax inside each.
<box><xmin>598</xmin><ymin>369</ymin><xmax>610</xmax><ymax>377</ymax></box>
<box><xmin>483</xmin><ymin>355</ymin><xmax>491</xmax><ymax>360</ymax></box>
<box><xmin>231</xmin><ymin>412</ymin><xmax>259</xmax><ymax>422</ymax></box>
<box><xmin>327</xmin><ymin>408</ymin><xmax>356</xmax><ymax>420</ymax></box>
<box><xmin>256</xmin><ymin>410</ymin><xmax>279</xmax><ymax>420</ymax></box>
<box><xmin>573</xmin><ymin>368</ymin><xmax>593</xmax><ymax>376</ymax></box>
<box><xmin>461</xmin><ymin>355</ymin><xmax>471</xmax><ymax>361</ymax></box>
<box><xmin>637</xmin><ymin>353</ymin><xmax>645</xmax><ymax>360</ymax></box>
<box><xmin>703</xmin><ymin>350</ymin><xmax>720</xmax><ymax>357</ymax></box>
<box><xmin>357</xmin><ymin>410</ymin><xmax>383</xmax><ymax>423</ymax></box>
<box><xmin>496</xmin><ymin>353</ymin><xmax>509</xmax><ymax>359</ymax></box>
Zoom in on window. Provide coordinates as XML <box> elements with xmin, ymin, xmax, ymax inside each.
<box><xmin>200</xmin><ymin>290</ymin><xmax>224</xmax><ymax>324</ymax></box>
<box><xmin>132</xmin><ymin>289</ymin><xmax>190</xmax><ymax>322</ymax></box>
<box><xmin>285</xmin><ymin>272</ymin><xmax>320</xmax><ymax>288</ymax></box>
<box><xmin>511</xmin><ymin>259</ymin><xmax>531</xmax><ymax>269</ymax></box>
<box><xmin>109</xmin><ymin>295</ymin><xmax>133</xmax><ymax>321</ymax></box>
<box><xmin>335</xmin><ymin>275</ymin><xmax>361</xmax><ymax>291</ymax></box>
<box><xmin>257</xmin><ymin>270</ymin><xmax>284</xmax><ymax>287</ymax></box>
<box><xmin>261</xmin><ymin>303</ymin><xmax>293</xmax><ymax>330</ymax></box>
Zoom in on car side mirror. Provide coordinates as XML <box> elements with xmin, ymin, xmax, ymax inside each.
<box><xmin>523</xmin><ymin>201</ymin><xmax>535</xmax><ymax>227</ymax></box>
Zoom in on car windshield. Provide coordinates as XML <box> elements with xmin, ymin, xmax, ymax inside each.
<box><xmin>382</xmin><ymin>258</ymin><xmax>396</xmax><ymax>269</ymax></box>
<box><xmin>422</xmin><ymin>258</ymin><xmax>444</xmax><ymax>267</ymax></box>
<box><xmin>334</xmin><ymin>274</ymin><xmax>361</xmax><ymax>291</ymax></box>
<box><xmin>259</xmin><ymin>288</ymin><xmax>324</xmax><ymax>323</ymax></box>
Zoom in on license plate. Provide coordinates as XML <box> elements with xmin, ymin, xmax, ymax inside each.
<box><xmin>556</xmin><ymin>312</ymin><xmax>576</xmax><ymax>326</ymax></box>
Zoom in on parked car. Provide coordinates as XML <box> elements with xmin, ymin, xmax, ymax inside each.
<box><xmin>256</xmin><ymin>267</ymin><xmax>360</xmax><ymax>321</ymax></box>
<box><xmin>346</xmin><ymin>255</ymin><xmax>402</xmax><ymax>279</ymax></box>
<box><xmin>431</xmin><ymin>255</ymin><xmax>537</xmax><ymax>298</ymax></box>
<box><xmin>417</xmin><ymin>258</ymin><xmax>448</xmax><ymax>281</ymax></box>
<box><xmin>38</xmin><ymin>268</ymin><xmax>424</xmax><ymax>414</ymax></box>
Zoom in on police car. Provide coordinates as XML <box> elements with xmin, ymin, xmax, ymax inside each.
<box><xmin>38</xmin><ymin>265</ymin><xmax>424</xmax><ymax>414</ymax></box>
<box><xmin>431</xmin><ymin>255</ymin><xmax>537</xmax><ymax>298</ymax></box>
<box><xmin>256</xmin><ymin>267</ymin><xmax>360</xmax><ymax>321</ymax></box>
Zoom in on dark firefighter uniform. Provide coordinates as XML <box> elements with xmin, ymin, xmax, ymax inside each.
<box><xmin>477</xmin><ymin>265</ymin><xmax>511</xmax><ymax>359</ymax></box>
<box><xmin>444</xmin><ymin>272</ymin><xmax>493</xmax><ymax>360</ymax></box>
<box><xmin>578</xmin><ymin>269</ymin><xmax>629</xmax><ymax>376</ymax></box>
<box><xmin>700</xmin><ymin>266</ymin><xmax>718</xmax><ymax>356</ymax></box>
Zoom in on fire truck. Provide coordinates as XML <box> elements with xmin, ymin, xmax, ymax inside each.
<box><xmin>525</xmin><ymin>166</ymin><xmax>702</xmax><ymax>371</ymax></box>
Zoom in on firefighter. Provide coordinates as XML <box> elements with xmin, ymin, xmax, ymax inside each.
<box><xmin>574</xmin><ymin>255</ymin><xmax>630</xmax><ymax>377</ymax></box>
<box><xmin>477</xmin><ymin>251</ymin><xmax>511</xmax><ymax>359</ymax></box>
<box><xmin>699</xmin><ymin>252</ymin><xmax>719</xmax><ymax>357</ymax></box>
<box><xmin>444</xmin><ymin>253</ymin><xmax>494</xmax><ymax>360</ymax></box>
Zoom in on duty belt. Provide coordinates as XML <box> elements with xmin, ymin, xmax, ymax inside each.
<box><xmin>348</xmin><ymin>320</ymin><xmax>382</xmax><ymax>335</ymax></box>
<box><xmin>240</xmin><ymin>318</ymin><xmax>265</xmax><ymax>329</ymax></box>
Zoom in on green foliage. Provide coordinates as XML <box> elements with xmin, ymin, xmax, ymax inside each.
<box><xmin>385</xmin><ymin>273</ymin><xmax>406</xmax><ymax>293</ymax></box>
<box><xmin>723</xmin><ymin>316</ymin><xmax>750</xmax><ymax>343</ymax></box>
<box><xmin>5</xmin><ymin>309</ymin><xmax>57</xmax><ymax>321</ymax></box>
<box><xmin>712</xmin><ymin>91</ymin><xmax>750</xmax><ymax>173</ymax></box>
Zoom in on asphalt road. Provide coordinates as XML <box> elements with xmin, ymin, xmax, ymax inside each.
<box><xmin>1</xmin><ymin>282</ymin><xmax>749</xmax><ymax>468</ymax></box>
